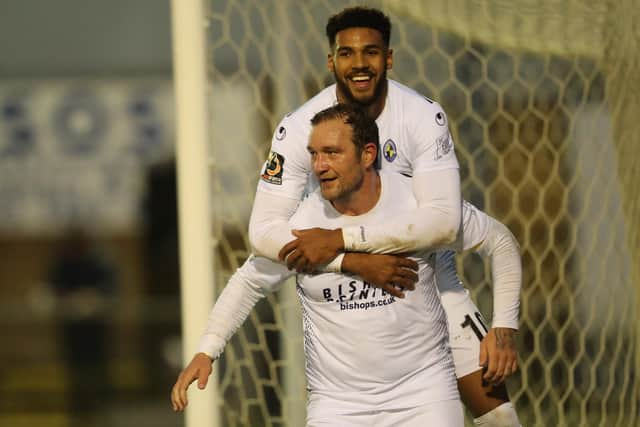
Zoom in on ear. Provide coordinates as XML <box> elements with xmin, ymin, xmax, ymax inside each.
<box><xmin>362</xmin><ymin>142</ymin><xmax>378</xmax><ymax>169</ymax></box>
<box><xmin>386</xmin><ymin>48</ymin><xmax>393</xmax><ymax>70</ymax></box>
<box><xmin>327</xmin><ymin>52</ymin><xmax>335</xmax><ymax>73</ymax></box>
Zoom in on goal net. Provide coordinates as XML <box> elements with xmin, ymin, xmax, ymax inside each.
<box><xmin>201</xmin><ymin>0</ymin><xmax>640</xmax><ymax>425</ymax></box>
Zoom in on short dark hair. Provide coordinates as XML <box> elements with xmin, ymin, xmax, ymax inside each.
<box><xmin>326</xmin><ymin>7</ymin><xmax>391</xmax><ymax>47</ymax></box>
<box><xmin>311</xmin><ymin>103</ymin><xmax>380</xmax><ymax>169</ymax></box>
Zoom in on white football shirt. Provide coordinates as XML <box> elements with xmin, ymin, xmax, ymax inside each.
<box><xmin>258</xmin><ymin>79</ymin><xmax>458</xmax><ymax>199</ymax></box>
<box><xmin>196</xmin><ymin>195</ymin><xmax>502</xmax><ymax>362</ymax></box>
<box><xmin>288</xmin><ymin>171</ymin><xmax>458</xmax><ymax>414</ymax></box>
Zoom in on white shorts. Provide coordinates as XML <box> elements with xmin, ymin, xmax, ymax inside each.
<box><xmin>306</xmin><ymin>398</ymin><xmax>464</xmax><ymax>426</ymax></box>
<box><xmin>440</xmin><ymin>289</ymin><xmax>489</xmax><ymax>378</ymax></box>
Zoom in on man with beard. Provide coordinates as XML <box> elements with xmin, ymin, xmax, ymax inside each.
<box><xmin>174</xmin><ymin>7</ymin><xmax>522</xmax><ymax>427</ymax></box>
<box><xmin>250</xmin><ymin>8</ymin><xmax>461</xmax><ymax>271</ymax></box>
<box><xmin>176</xmin><ymin>104</ymin><xmax>465</xmax><ymax>425</ymax></box>
<box><xmin>249</xmin><ymin>7</ymin><xmax>522</xmax><ymax>425</ymax></box>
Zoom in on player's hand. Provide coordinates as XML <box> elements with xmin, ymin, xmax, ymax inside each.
<box><xmin>479</xmin><ymin>327</ymin><xmax>518</xmax><ymax>385</ymax></box>
<box><xmin>171</xmin><ymin>352</ymin><xmax>214</xmax><ymax>412</ymax></box>
<box><xmin>342</xmin><ymin>253</ymin><xmax>419</xmax><ymax>298</ymax></box>
<box><xmin>278</xmin><ymin>228</ymin><xmax>344</xmax><ymax>273</ymax></box>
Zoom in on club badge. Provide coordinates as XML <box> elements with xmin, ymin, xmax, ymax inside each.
<box><xmin>383</xmin><ymin>139</ymin><xmax>397</xmax><ymax>163</ymax></box>
<box><xmin>261</xmin><ymin>151</ymin><xmax>285</xmax><ymax>185</ymax></box>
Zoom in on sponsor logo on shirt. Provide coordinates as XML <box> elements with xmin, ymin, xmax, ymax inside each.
<box><xmin>435</xmin><ymin>111</ymin><xmax>446</xmax><ymax>126</ymax></box>
<box><xmin>275</xmin><ymin>126</ymin><xmax>286</xmax><ymax>141</ymax></box>
<box><xmin>382</xmin><ymin>139</ymin><xmax>397</xmax><ymax>162</ymax></box>
<box><xmin>261</xmin><ymin>151</ymin><xmax>285</xmax><ymax>185</ymax></box>
<box><xmin>322</xmin><ymin>280</ymin><xmax>397</xmax><ymax>311</ymax></box>
<box><xmin>433</xmin><ymin>132</ymin><xmax>453</xmax><ymax>161</ymax></box>
<box><xmin>339</xmin><ymin>297</ymin><xmax>396</xmax><ymax>311</ymax></box>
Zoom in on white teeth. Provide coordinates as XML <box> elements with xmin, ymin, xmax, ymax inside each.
<box><xmin>352</xmin><ymin>76</ymin><xmax>370</xmax><ymax>82</ymax></box>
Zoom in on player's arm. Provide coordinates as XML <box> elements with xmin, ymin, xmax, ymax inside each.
<box><xmin>475</xmin><ymin>216</ymin><xmax>521</xmax><ymax>331</ymax></box>
<box><xmin>342</xmin><ymin>102</ymin><xmax>461</xmax><ymax>254</ymax></box>
<box><xmin>248</xmin><ymin>116</ymin><xmax>314</xmax><ymax>262</ymax></box>
<box><xmin>341</xmin><ymin>253</ymin><xmax>419</xmax><ymax>298</ymax></box>
<box><xmin>459</xmin><ymin>201</ymin><xmax>521</xmax><ymax>330</ymax></box>
<box><xmin>171</xmin><ymin>255</ymin><xmax>293</xmax><ymax>412</ymax></box>
<box><xmin>458</xmin><ymin>201</ymin><xmax>522</xmax><ymax>384</ymax></box>
<box><xmin>476</xmin><ymin>213</ymin><xmax>521</xmax><ymax>384</ymax></box>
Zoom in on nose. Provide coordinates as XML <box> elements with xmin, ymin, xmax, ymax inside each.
<box><xmin>352</xmin><ymin>52</ymin><xmax>367</xmax><ymax>70</ymax></box>
<box><xmin>313</xmin><ymin>153</ymin><xmax>329</xmax><ymax>175</ymax></box>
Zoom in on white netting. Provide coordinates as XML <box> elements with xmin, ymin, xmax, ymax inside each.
<box><xmin>204</xmin><ymin>0</ymin><xmax>640</xmax><ymax>425</ymax></box>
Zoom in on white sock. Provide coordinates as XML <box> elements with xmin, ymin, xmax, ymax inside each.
<box><xmin>473</xmin><ymin>402</ymin><xmax>521</xmax><ymax>427</ymax></box>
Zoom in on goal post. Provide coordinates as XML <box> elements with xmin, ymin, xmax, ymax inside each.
<box><xmin>170</xmin><ymin>0</ymin><xmax>219</xmax><ymax>426</ymax></box>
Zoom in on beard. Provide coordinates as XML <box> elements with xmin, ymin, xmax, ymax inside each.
<box><xmin>334</xmin><ymin>68</ymin><xmax>388</xmax><ymax>108</ymax></box>
<box><xmin>321</xmin><ymin>169</ymin><xmax>365</xmax><ymax>204</ymax></box>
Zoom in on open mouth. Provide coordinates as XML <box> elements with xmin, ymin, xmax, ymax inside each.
<box><xmin>349</xmin><ymin>74</ymin><xmax>373</xmax><ymax>89</ymax></box>
<box><xmin>351</xmin><ymin>75</ymin><xmax>371</xmax><ymax>82</ymax></box>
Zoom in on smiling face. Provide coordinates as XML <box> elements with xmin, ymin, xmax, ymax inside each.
<box><xmin>308</xmin><ymin>117</ymin><xmax>364</xmax><ymax>203</ymax></box>
<box><xmin>328</xmin><ymin>27</ymin><xmax>393</xmax><ymax>112</ymax></box>
<box><xmin>307</xmin><ymin>116</ymin><xmax>379</xmax><ymax>209</ymax></box>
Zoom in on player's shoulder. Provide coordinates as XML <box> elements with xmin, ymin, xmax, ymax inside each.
<box><xmin>462</xmin><ymin>199</ymin><xmax>481</xmax><ymax>216</ymax></box>
<box><xmin>279</xmin><ymin>84</ymin><xmax>337</xmax><ymax>127</ymax></box>
<box><xmin>388</xmin><ymin>79</ymin><xmax>441</xmax><ymax>109</ymax></box>
<box><xmin>461</xmin><ymin>199</ymin><xmax>489</xmax><ymax>225</ymax></box>
<box><xmin>388</xmin><ymin>79</ymin><xmax>448</xmax><ymax>125</ymax></box>
<box><xmin>270</xmin><ymin>84</ymin><xmax>336</xmax><ymax>148</ymax></box>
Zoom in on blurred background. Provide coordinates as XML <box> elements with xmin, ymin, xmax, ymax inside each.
<box><xmin>1</xmin><ymin>0</ymin><xmax>639</xmax><ymax>426</ymax></box>
<box><xmin>0</xmin><ymin>1</ymin><xmax>181</xmax><ymax>426</ymax></box>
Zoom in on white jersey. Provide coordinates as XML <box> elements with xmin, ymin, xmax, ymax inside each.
<box><xmin>258</xmin><ymin>79</ymin><xmax>458</xmax><ymax>199</ymax></box>
<box><xmin>289</xmin><ymin>172</ymin><xmax>458</xmax><ymax>414</ymax></box>
<box><xmin>196</xmin><ymin>181</ymin><xmax>518</xmax><ymax>381</ymax></box>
